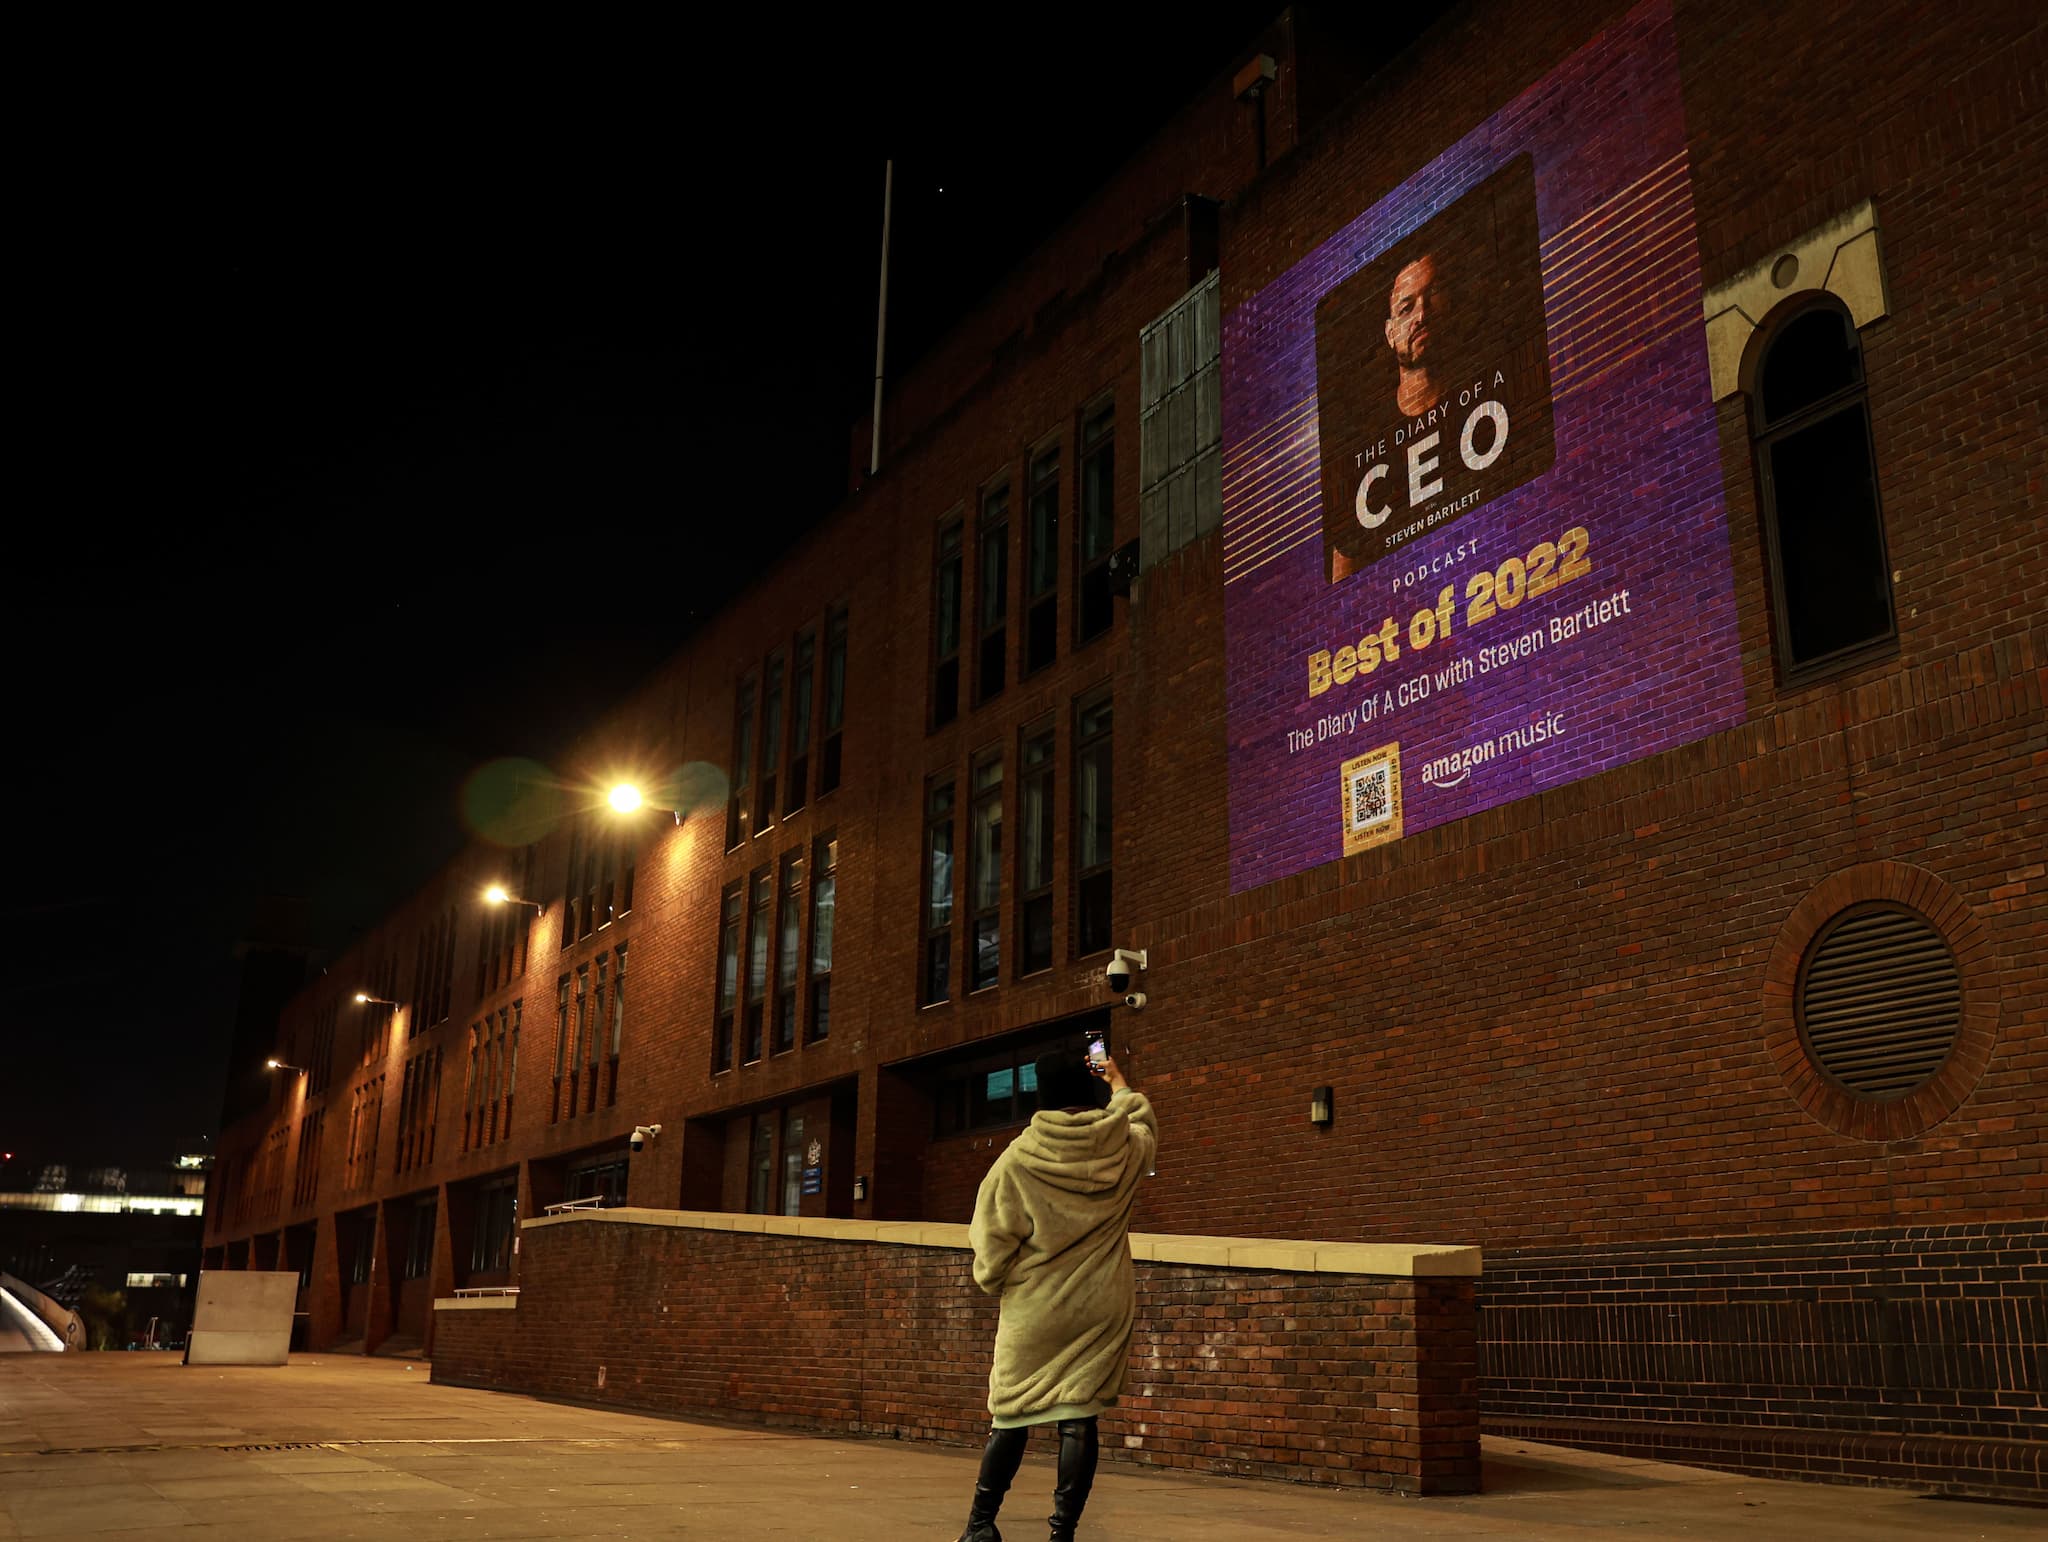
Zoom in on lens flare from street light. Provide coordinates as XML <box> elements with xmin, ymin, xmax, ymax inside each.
<box><xmin>608</xmin><ymin>783</ymin><xmax>644</xmax><ymax>813</ymax></box>
<box><xmin>485</xmin><ymin>884</ymin><xmax>510</xmax><ymax>905</ymax></box>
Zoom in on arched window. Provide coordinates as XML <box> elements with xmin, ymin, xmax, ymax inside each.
<box><xmin>1750</xmin><ymin>299</ymin><xmax>1896</xmax><ymax>680</ymax></box>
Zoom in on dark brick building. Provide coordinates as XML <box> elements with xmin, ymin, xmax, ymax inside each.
<box><xmin>206</xmin><ymin>0</ymin><xmax>2045</xmax><ymax>1496</ymax></box>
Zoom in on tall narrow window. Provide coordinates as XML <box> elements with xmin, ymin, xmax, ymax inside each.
<box><xmin>1078</xmin><ymin>406</ymin><xmax>1116</xmax><ymax>643</ymax></box>
<box><xmin>714</xmin><ymin>883</ymin><xmax>741</xmax><ymax>1072</ymax></box>
<box><xmin>922</xmin><ymin>779</ymin><xmax>956</xmax><ymax>1005</ymax></box>
<box><xmin>757</xmin><ymin>650</ymin><xmax>784</xmax><ymax>832</ymax></box>
<box><xmin>808</xmin><ymin>834</ymin><xmax>837</xmax><ymax>1043</ymax></box>
<box><xmin>787</xmin><ymin>629</ymin><xmax>816</xmax><ymax>816</ymax></box>
<box><xmin>1074</xmin><ymin>690</ymin><xmax>1114</xmax><ymax>956</ymax></box>
<box><xmin>487</xmin><ymin>1012</ymin><xmax>504</xmax><ymax>1142</ymax></box>
<box><xmin>551</xmin><ymin>975</ymin><xmax>569</xmax><ymax>1123</ymax></box>
<box><xmin>1752</xmin><ymin>300</ymin><xmax>1896</xmax><ymax>680</ymax></box>
<box><xmin>727</xmin><ymin>675</ymin><xmax>757</xmax><ymax>850</ymax></box>
<box><xmin>1018</xmin><ymin>720</ymin><xmax>1054</xmax><ymax>975</ymax></box>
<box><xmin>774</xmin><ymin>850</ymin><xmax>804</xmax><ymax>1054</ymax></box>
<box><xmin>586</xmin><ymin>956</ymin><xmax>606</xmax><ymax>1113</ymax></box>
<box><xmin>464</xmin><ymin>1029</ymin><xmax>480</xmax><ymax>1149</ymax></box>
<box><xmin>748</xmin><ymin>1116</ymin><xmax>775</xmax><ymax>1215</ymax></box>
<box><xmin>744</xmin><ymin>865</ymin><xmax>771</xmax><ymax>1063</ymax></box>
<box><xmin>1025</xmin><ymin>446</ymin><xmax>1060</xmax><ymax>675</ymax></box>
<box><xmin>403</xmin><ymin>1197</ymin><xmax>436</xmax><ymax>1281</ymax></box>
<box><xmin>570</xmin><ymin>965</ymin><xmax>589</xmax><ymax>1111</ymax></box>
<box><xmin>820</xmin><ymin>606</ymin><xmax>847</xmax><ymax>794</ymax></box>
<box><xmin>976</xmin><ymin>481</ymin><xmax>1010</xmax><ymax>704</ymax></box>
<box><xmin>504</xmin><ymin>1003</ymin><xmax>519</xmax><ymax>1140</ymax></box>
<box><xmin>780</xmin><ymin>1109</ymin><xmax>806</xmax><ymax>1217</ymax></box>
<box><xmin>932</xmin><ymin>521</ymin><xmax>963</xmax><ymax>728</ymax></box>
<box><xmin>606</xmin><ymin>944</ymin><xmax>625</xmax><ymax>1106</ymax></box>
<box><xmin>970</xmin><ymin>752</ymin><xmax>1003</xmax><ymax>990</ymax></box>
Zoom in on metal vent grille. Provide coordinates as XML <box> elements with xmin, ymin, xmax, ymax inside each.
<box><xmin>1799</xmin><ymin>907</ymin><xmax>1961</xmax><ymax>1099</ymax></box>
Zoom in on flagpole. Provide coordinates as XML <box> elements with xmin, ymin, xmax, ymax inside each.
<box><xmin>869</xmin><ymin>159</ymin><xmax>894</xmax><ymax>477</ymax></box>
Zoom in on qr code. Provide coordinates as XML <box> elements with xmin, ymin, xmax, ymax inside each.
<box><xmin>1351</xmin><ymin>765</ymin><xmax>1392</xmax><ymax>829</ymax></box>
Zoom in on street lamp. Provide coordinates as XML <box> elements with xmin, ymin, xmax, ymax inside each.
<box><xmin>484</xmin><ymin>884</ymin><xmax>545</xmax><ymax>914</ymax></box>
<box><xmin>353</xmin><ymin>992</ymin><xmax>399</xmax><ymax>1007</ymax></box>
<box><xmin>265</xmin><ymin>1059</ymin><xmax>306</xmax><ymax>1074</ymax></box>
<box><xmin>608</xmin><ymin>782</ymin><xmax>681</xmax><ymax>825</ymax></box>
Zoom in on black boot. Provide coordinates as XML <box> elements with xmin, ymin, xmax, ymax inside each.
<box><xmin>1048</xmin><ymin>1417</ymin><xmax>1099</xmax><ymax>1542</ymax></box>
<box><xmin>959</xmin><ymin>1425</ymin><xmax>1027</xmax><ymax>1542</ymax></box>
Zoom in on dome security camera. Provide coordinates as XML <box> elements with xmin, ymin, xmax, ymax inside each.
<box><xmin>629</xmin><ymin>1124</ymin><xmax>662</xmax><ymax>1152</ymax></box>
<box><xmin>1104</xmin><ymin>948</ymin><xmax>1148</xmax><ymax>995</ymax></box>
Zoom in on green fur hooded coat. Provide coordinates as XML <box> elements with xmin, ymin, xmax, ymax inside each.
<box><xmin>968</xmin><ymin>1087</ymin><xmax>1158</xmax><ymax>1427</ymax></box>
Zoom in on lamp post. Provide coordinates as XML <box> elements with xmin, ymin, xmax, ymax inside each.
<box><xmin>265</xmin><ymin>1059</ymin><xmax>306</xmax><ymax>1075</ymax></box>
<box><xmin>484</xmin><ymin>884</ymin><xmax>545</xmax><ymax>914</ymax></box>
<box><xmin>353</xmin><ymin>993</ymin><xmax>399</xmax><ymax>1007</ymax></box>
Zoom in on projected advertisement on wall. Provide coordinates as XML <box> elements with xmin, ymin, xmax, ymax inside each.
<box><xmin>1222</xmin><ymin>0</ymin><xmax>1744</xmax><ymax>892</ymax></box>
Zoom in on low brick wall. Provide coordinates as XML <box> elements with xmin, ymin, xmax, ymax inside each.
<box><xmin>1481</xmin><ymin>1221</ymin><xmax>2048</xmax><ymax>1501</ymax></box>
<box><xmin>431</xmin><ymin>1209</ymin><xmax>1481</xmax><ymax>1495</ymax></box>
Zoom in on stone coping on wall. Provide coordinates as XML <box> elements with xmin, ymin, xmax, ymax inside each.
<box><xmin>453</xmin><ymin>1205</ymin><xmax>1480</xmax><ymax>1278</ymax></box>
<box><xmin>434</xmin><ymin>1295</ymin><xmax>520</xmax><ymax>1312</ymax></box>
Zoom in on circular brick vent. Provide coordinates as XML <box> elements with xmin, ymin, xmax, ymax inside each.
<box><xmin>1797</xmin><ymin>904</ymin><xmax>1961</xmax><ymax>1100</ymax></box>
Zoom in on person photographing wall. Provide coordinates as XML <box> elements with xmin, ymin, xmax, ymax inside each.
<box><xmin>956</xmin><ymin>1046</ymin><xmax>1158</xmax><ymax>1542</ymax></box>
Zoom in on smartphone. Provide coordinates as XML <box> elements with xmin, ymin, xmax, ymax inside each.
<box><xmin>1086</xmin><ymin>1031</ymin><xmax>1109</xmax><ymax>1075</ymax></box>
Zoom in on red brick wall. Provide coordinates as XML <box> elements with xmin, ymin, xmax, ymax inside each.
<box><xmin>431</xmin><ymin>1214</ymin><xmax>1479</xmax><ymax>1495</ymax></box>
<box><xmin>207</xmin><ymin>0</ymin><xmax>2043</xmax><ymax>1495</ymax></box>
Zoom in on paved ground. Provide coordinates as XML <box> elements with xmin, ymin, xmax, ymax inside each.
<box><xmin>0</xmin><ymin>1354</ymin><xmax>2036</xmax><ymax>1540</ymax></box>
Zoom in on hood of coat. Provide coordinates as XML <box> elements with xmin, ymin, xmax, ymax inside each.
<box><xmin>1006</xmin><ymin>1103</ymin><xmax>1141</xmax><ymax>1196</ymax></box>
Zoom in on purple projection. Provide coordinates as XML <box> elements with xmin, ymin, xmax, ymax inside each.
<box><xmin>1222</xmin><ymin>0</ymin><xmax>1744</xmax><ymax>892</ymax></box>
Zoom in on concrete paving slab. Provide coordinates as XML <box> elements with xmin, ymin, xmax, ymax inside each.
<box><xmin>4</xmin><ymin>1484</ymin><xmax>191</xmax><ymax>1538</ymax></box>
<box><xmin>0</xmin><ymin>1351</ymin><xmax>2038</xmax><ymax>1538</ymax></box>
<box><xmin>142</xmin><ymin>1475</ymin><xmax>313</xmax><ymax>1502</ymax></box>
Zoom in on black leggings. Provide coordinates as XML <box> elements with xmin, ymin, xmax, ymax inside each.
<box><xmin>974</xmin><ymin>1415</ymin><xmax>1099</xmax><ymax>1519</ymax></box>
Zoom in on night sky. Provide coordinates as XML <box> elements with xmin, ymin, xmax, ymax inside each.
<box><xmin>5</xmin><ymin>6</ymin><xmax>1327</xmax><ymax>1170</ymax></box>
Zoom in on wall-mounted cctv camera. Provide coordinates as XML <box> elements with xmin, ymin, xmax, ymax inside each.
<box><xmin>1104</xmin><ymin>948</ymin><xmax>1148</xmax><ymax>995</ymax></box>
<box><xmin>1124</xmin><ymin>992</ymin><xmax>1148</xmax><ymax>1011</ymax></box>
<box><xmin>629</xmin><ymin>1124</ymin><xmax>663</xmax><ymax>1152</ymax></box>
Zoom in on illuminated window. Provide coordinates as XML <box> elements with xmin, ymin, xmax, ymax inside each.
<box><xmin>807</xmin><ymin>834</ymin><xmax>837</xmax><ymax>1043</ymax></box>
<box><xmin>970</xmin><ymin>751</ymin><xmax>1003</xmax><ymax>990</ymax></box>
<box><xmin>774</xmin><ymin>850</ymin><xmax>804</xmax><ymax>1054</ymax></box>
<box><xmin>1751</xmin><ymin>299</ymin><xmax>1896</xmax><ymax>681</ymax></box>
<box><xmin>743</xmin><ymin>866</ymin><xmax>771</xmax><ymax>1063</ymax></box>
<box><xmin>921</xmin><ymin>779</ymin><xmax>956</xmax><ymax>1005</ymax></box>
<box><xmin>713</xmin><ymin>882</ymin><xmax>741</xmax><ymax>1072</ymax></box>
